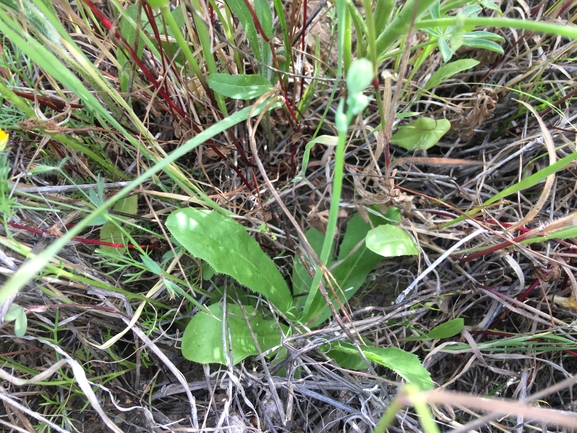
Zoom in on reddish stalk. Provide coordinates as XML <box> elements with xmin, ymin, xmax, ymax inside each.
<box><xmin>5</xmin><ymin>220</ymin><xmax>164</xmax><ymax>250</ymax></box>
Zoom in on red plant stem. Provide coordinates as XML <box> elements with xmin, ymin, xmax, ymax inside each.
<box><xmin>80</xmin><ymin>0</ymin><xmax>259</xmax><ymax>188</ymax></box>
<box><xmin>299</xmin><ymin>0</ymin><xmax>308</xmax><ymax>107</ymax></box>
<box><xmin>236</xmin><ymin>0</ymin><xmax>298</xmax><ymax>124</ymax></box>
<box><xmin>459</xmin><ymin>229</ymin><xmax>544</xmax><ymax>263</ymax></box>
<box><xmin>460</xmin><ymin>214</ymin><xmax>577</xmax><ymax>263</ymax></box>
<box><xmin>10</xmin><ymin>90</ymin><xmax>84</xmax><ymax>111</ymax></box>
<box><xmin>4</xmin><ymin>221</ymin><xmax>163</xmax><ymax>250</ymax></box>
<box><xmin>240</xmin><ymin>0</ymin><xmax>270</xmax><ymax>43</ymax></box>
<box><xmin>141</xmin><ymin>2</ymin><xmax>186</xmax><ymax>114</ymax></box>
<box><xmin>81</xmin><ymin>0</ymin><xmax>187</xmax><ymax>119</ymax></box>
<box><xmin>539</xmin><ymin>86</ymin><xmax>577</xmax><ymax>118</ymax></box>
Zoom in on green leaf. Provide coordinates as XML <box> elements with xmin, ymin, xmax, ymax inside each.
<box><xmin>296</xmin><ymin>135</ymin><xmax>338</xmax><ymax>181</ymax></box>
<box><xmin>118</xmin><ymin>4</ymin><xmax>146</xmax><ymax>93</ymax></box>
<box><xmin>304</xmin><ymin>214</ymin><xmax>385</xmax><ymax>327</ymax></box>
<box><xmin>324</xmin><ymin>347</ymin><xmax>368</xmax><ymax>370</ymax></box>
<box><xmin>13</xmin><ymin>307</ymin><xmax>27</xmax><ymax>337</ymax></box>
<box><xmin>100</xmin><ymin>195</ymin><xmax>139</xmax><ymax>255</ymax></box>
<box><xmin>207</xmin><ymin>74</ymin><xmax>273</xmax><ymax>99</ymax></box>
<box><xmin>292</xmin><ymin>227</ymin><xmax>325</xmax><ymax>305</ymax></box>
<box><xmin>520</xmin><ymin>223</ymin><xmax>577</xmax><ymax>244</ymax></box>
<box><xmin>479</xmin><ymin>0</ymin><xmax>503</xmax><ymax>13</ymax></box>
<box><xmin>424</xmin><ymin>59</ymin><xmax>480</xmax><ymax>90</ymax></box>
<box><xmin>390</xmin><ymin>117</ymin><xmax>451</xmax><ymax>151</ymax></box>
<box><xmin>462</xmin><ymin>38</ymin><xmax>504</xmax><ymax>53</ymax></box>
<box><xmin>438</xmin><ymin>38</ymin><xmax>453</xmax><ymax>62</ymax></box>
<box><xmin>427</xmin><ymin>318</ymin><xmax>464</xmax><ymax>339</ymax></box>
<box><xmin>5</xmin><ymin>304</ymin><xmax>27</xmax><ymax>337</ymax></box>
<box><xmin>463</xmin><ymin>30</ymin><xmax>506</xmax><ymax>41</ymax></box>
<box><xmin>366</xmin><ymin>225</ymin><xmax>419</xmax><ymax>257</ymax></box>
<box><xmin>166</xmin><ymin>208</ymin><xmax>293</xmax><ymax>315</ymax></box>
<box><xmin>140</xmin><ymin>254</ymin><xmax>162</xmax><ymax>275</ymax></box>
<box><xmin>147</xmin><ymin>0</ymin><xmax>169</xmax><ymax>8</ymax></box>
<box><xmin>254</xmin><ymin>0</ymin><xmax>273</xmax><ymax>39</ymax></box>
<box><xmin>374</xmin><ymin>0</ymin><xmax>395</xmax><ymax>35</ymax></box>
<box><xmin>113</xmin><ymin>195</ymin><xmax>138</xmax><ymax>215</ymax></box>
<box><xmin>181</xmin><ymin>303</ymin><xmax>284</xmax><ymax>364</ymax></box>
<box><xmin>224</xmin><ymin>0</ymin><xmax>261</xmax><ymax>60</ymax></box>
<box><xmin>4</xmin><ymin>304</ymin><xmax>21</xmax><ymax>322</ymax></box>
<box><xmin>331</xmin><ymin>343</ymin><xmax>434</xmax><ymax>390</ymax></box>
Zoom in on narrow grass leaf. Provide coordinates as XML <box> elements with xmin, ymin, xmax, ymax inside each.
<box><xmin>225</xmin><ymin>0</ymin><xmax>261</xmax><ymax>61</ymax></box>
<box><xmin>292</xmin><ymin>227</ymin><xmax>325</xmax><ymax>305</ymax></box>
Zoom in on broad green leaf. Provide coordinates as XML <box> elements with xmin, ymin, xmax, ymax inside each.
<box><xmin>207</xmin><ymin>74</ymin><xmax>273</xmax><ymax>99</ymax></box>
<box><xmin>424</xmin><ymin>59</ymin><xmax>479</xmax><ymax>90</ymax></box>
<box><xmin>4</xmin><ymin>304</ymin><xmax>21</xmax><ymax>322</ymax></box>
<box><xmin>5</xmin><ymin>305</ymin><xmax>27</xmax><ymax>337</ymax></box>
<box><xmin>324</xmin><ymin>347</ymin><xmax>368</xmax><ymax>370</ymax></box>
<box><xmin>100</xmin><ymin>196</ymin><xmax>139</xmax><ymax>255</ymax></box>
<box><xmin>374</xmin><ymin>0</ymin><xmax>395</xmax><ymax>35</ymax></box>
<box><xmin>331</xmin><ymin>343</ymin><xmax>434</xmax><ymax>390</ymax></box>
<box><xmin>366</xmin><ymin>225</ymin><xmax>419</xmax><ymax>257</ymax></box>
<box><xmin>166</xmin><ymin>208</ymin><xmax>293</xmax><ymax>314</ymax></box>
<box><xmin>181</xmin><ymin>303</ymin><xmax>284</xmax><ymax>364</ymax></box>
<box><xmin>292</xmin><ymin>227</ymin><xmax>325</xmax><ymax>305</ymax></box>
<box><xmin>390</xmin><ymin>117</ymin><xmax>451</xmax><ymax>151</ymax></box>
<box><xmin>427</xmin><ymin>318</ymin><xmax>464</xmax><ymax>339</ymax></box>
<box><xmin>304</xmin><ymin>214</ymin><xmax>385</xmax><ymax>327</ymax></box>
<box><xmin>113</xmin><ymin>195</ymin><xmax>138</xmax><ymax>215</ymax></box>
<box><xmin>14</xmin><ymin>307</ymin><xmax>27</xmax><ymax>337</ymax></box>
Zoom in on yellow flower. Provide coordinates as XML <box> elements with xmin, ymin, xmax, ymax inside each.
<box><xmin>0</xmin><ymin>128</ymin><xmax>8</xmax><ymax>151</ymax></box>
